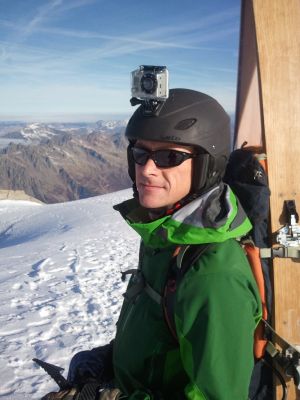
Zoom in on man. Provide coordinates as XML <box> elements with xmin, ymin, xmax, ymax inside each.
<box><xmin>43</xmin><ymin>89</ymin><xmax>262</xmax><ymax>400</ymax></box>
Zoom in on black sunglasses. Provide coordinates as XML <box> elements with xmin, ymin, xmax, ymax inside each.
<box><xmin>131</xmin><ymin>147</ymin><xmax>197</xmax><ymax>168</ymax></box>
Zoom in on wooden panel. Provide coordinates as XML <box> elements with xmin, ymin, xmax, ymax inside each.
<box><xmin>234</xmin><ymin>0</ymin><xmax>263</xmax><ymax>149</ymax></box>
<box><xmin>252</xmin><ymin>1</ymin><xmax>300</xmax><ymax>398</ymax></box>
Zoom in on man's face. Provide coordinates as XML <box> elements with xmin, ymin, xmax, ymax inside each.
<box><xmin>134</xmin><ymin>140</ymin><xmax>193</xmax><ymax>210</ymax></box>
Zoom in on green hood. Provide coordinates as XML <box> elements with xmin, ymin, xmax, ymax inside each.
<box><xmin>114</xmin><ymin>184</ymin><xmax>252</xmax><ymax>248</ymax></box>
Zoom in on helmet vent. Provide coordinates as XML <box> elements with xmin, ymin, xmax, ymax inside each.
<box><xmin>174</xmin><ymin>118</ymin><xmax>197</xmax><ymax>130</ymax></box>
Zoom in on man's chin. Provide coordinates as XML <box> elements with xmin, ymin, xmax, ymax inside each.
<box><xmin>140</xmin><ymin>201</ymin><xmax>168</xmax><ymax>210</ymax></box>
<box><xmin>139</xmin><ymin>196</ymin><xmax>168</xmax><ymax>211</ymax></box>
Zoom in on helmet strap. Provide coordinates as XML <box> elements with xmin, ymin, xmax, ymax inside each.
<box><xmin>127</xmin><ymin>143</ymin><xmax>136</xmax><ymax>182</ymax></box>
<box><xmin>192</xmin><ymin>154</ymin><xmax>211</xmax><ymax>193</ymax></box>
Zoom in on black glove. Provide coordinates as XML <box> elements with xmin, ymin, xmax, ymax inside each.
<box><xmin>67</xmin><ymin>342</ymin><xmax>114</xmax><ymax>388</ymax></box>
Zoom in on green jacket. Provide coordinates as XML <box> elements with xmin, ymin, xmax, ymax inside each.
<box><xmin>113</xmin><ymin>185</ymin><xmax>262</xmax><ymax>400</ymax></box>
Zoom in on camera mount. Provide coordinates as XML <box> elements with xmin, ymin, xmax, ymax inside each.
<box><xmin>130</xmin><ymin>97</ymin><xmax>166</xmax><ymax>116</ymax></box>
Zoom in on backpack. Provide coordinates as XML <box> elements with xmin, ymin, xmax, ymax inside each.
<box><xmin>163</xmin><ymin>147</ymin><xmax>273</xmax><ymax>400</ymax></box>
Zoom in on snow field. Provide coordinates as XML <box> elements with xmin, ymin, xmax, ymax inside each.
<box><xmin>0</xmin><ymin>190</ymin><xmax>139</xmax><ymax>399</ymax></box>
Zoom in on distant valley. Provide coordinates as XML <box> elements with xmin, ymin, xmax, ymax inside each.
<box><xmin>0</xmin><ymin>120</ymin><xmax>132</xmax><ymax>203</ymax></box>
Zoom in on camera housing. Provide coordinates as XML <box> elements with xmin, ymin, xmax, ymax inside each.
<box><xmin>131</xmin><ymin>65</ymin><xmax>169</xmax><ymax>101</ymax></box>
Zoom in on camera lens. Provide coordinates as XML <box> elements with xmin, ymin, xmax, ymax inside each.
<box><xmin>140</xmin><ymin>73</ymin><xmax>157</xmax><ymax>94</ymax></box>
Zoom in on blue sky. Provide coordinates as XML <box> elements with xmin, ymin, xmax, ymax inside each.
<box><xmin>0</xmin><ymin>0</ymin><xmax>241</xmax><ymax>122</ymax></box>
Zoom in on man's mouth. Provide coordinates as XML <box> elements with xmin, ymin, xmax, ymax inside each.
<box><xmin>139</xmin><ymin>183</ymin><xmax>164</xmax><ymax>190</ymax></box>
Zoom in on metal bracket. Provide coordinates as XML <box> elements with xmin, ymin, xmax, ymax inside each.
<box><xmin>260</xmin><ymin>201</ymin><xmax>300</xmax><ymax>390</ymax></box>
<box><xmin>263</xmin><ymin>321</ymin><xmax>300</xmax><ymax>390</ymax></box>
<box><xmin>260</xmin><ymin>200</ymin><xmax>300</xmax><ymax>259</ymax></box>
<box><xmin>260</xmin><ymin>246</ymin><xmax>300</xmax><ymax>259</ymax></box>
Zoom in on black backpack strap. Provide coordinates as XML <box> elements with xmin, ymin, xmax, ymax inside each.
<box><xmin>121</xmin><ymin>241</ymin><xmax>163</xmax><ymax>305</ymax></box>
<box><xmin>163</xmin><ymin>244</ymin><xmax>210</xmax><ymax>342</ymax></box>
<box><xmin>122</xmin><ymin>267</ymin><xmax>163</xmax><ymax>305</ymax></box>
<box><xmin>122</xmin><ymin>243</ymin><xmax>210</xmax><ymax>332</ymax></box>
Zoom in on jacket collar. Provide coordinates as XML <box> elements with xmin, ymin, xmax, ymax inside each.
<box><xmin>114</xmin><ymin>184</ymin><xmax>252</xmax><ymax>248</ymax></box>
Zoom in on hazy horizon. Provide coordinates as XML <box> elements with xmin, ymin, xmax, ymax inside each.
<box><xmin>0</xmin><ymin>112</ymin><xmax>131</xmax><ymax>123</ymax></box>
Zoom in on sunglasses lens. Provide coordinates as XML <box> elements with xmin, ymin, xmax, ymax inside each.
<box><xmin>132</xmin><ymin>147</ymin><xmax>149</xmax><ymax>165</ymax></box>
<box><xmin>132</xmin><ymin>147</ymin><xmax>191</xmax><ymax>168</ymax></box>
<box><xmin>155</xmin><ymin>150</ymin><xmax>184</xmax><ymax>167</ymax></box>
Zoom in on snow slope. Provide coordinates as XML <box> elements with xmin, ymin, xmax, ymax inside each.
<box><xmin>0</xmin><ymin>189</ymin><xmax>139</xmax><ymax>399</ymax></box>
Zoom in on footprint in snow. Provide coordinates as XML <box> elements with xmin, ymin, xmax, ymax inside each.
<box><xmin>28</xmin><ymin>258</ymin><xmax>52</xmax><ymax>281</ymax></box>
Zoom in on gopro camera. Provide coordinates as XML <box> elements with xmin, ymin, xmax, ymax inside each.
<box><xmin>131</xmin><ymin>65</ymin><xmax>169</xmax><ymax>101</ymax></box>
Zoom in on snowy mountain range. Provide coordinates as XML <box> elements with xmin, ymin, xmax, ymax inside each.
<box><xmin>0</xmin><ymin>120</ymin><xmax>128</xmax><ymax>145</ymax></box>
<box><xmin>0</xmin><ymin>189</ymin><xmax>139</xmax><ymax>400</ymax></box>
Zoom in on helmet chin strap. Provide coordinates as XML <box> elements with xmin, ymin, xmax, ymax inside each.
<box><xmin>127</xmin><ymin>143</ymin><xmax>136</xmax><ymax>182</ymax></box>
<box><xmin>147</xmin><ymin>201</ymin><xmax>185</xmax><ymax>220</ymax></box>
<box><xmin>131</xmin><ymin>178</ymin><xmax>224</xmax><ymax>221</ymax></box>
<box><xmin>146</xmin><ymin>185</ymin><xmax>222</xmax><ymax>220</ymax></box>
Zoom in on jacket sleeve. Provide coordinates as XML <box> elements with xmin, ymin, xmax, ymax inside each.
<box><xmin>174</xmin><ymin>256</ymin><xmax>262</xmax><ymax>400</ymax></box>
<box><xmin>68</xmin><ymin>340</ymin><xmax>114</xmax><ymax>387</ymax></box>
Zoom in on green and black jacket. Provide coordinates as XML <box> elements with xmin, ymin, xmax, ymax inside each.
<box><xmin>113</xmin><ymin>184</ymin><xmax>262</xmax><ymax>400</ymax></box>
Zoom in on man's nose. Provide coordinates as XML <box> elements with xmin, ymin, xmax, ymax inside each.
<box><xmin>137</xmin><ymin>157</ymin><xmax>158</xmax><ymax>175</ymax></box>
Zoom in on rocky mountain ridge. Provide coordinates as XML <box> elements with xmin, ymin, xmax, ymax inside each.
<box><xmin>0</xmin><ymin>129</ymin><xmax>132</xmax><ymax>203</ymax></box>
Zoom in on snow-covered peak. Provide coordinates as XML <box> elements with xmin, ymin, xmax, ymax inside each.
<box><xmin>20</xmin><ymin>123</ymin><xmax>61</xmax><ymax>141</ymax></box>
<box><xmin>96</xmin><ymin>120</ymin><xmax>128</xmax><ymax>130</ymax></box>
